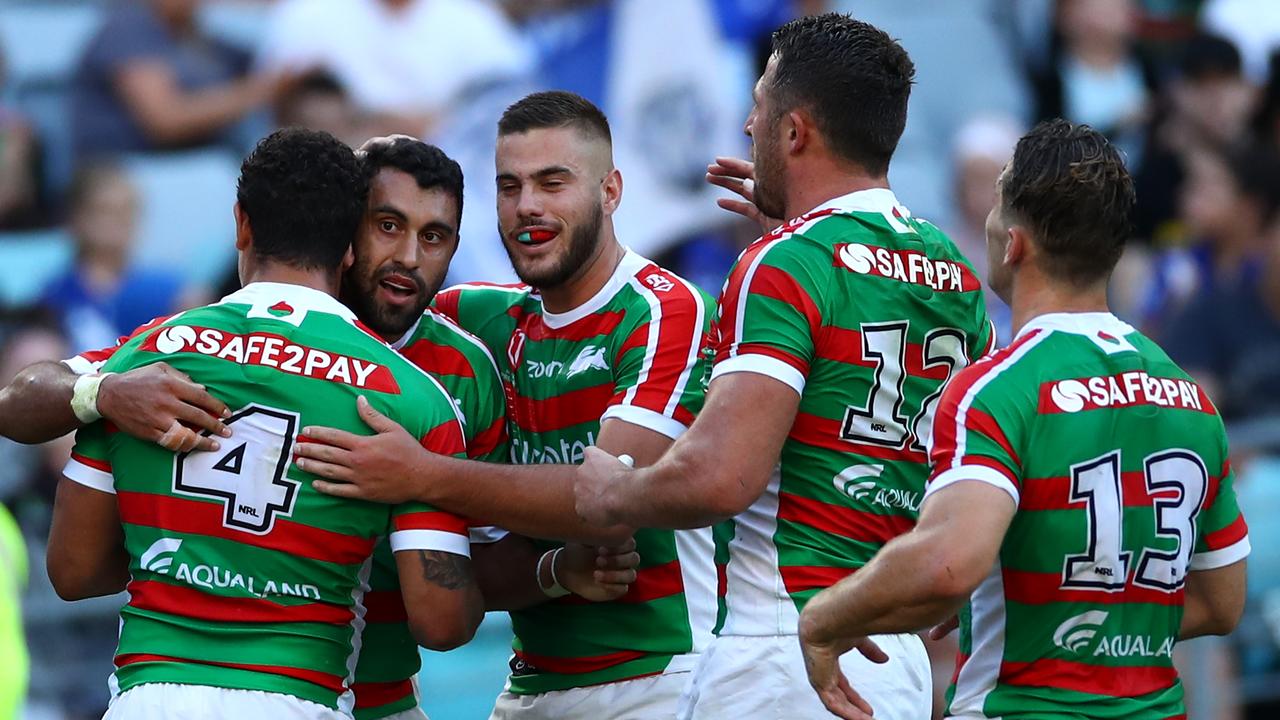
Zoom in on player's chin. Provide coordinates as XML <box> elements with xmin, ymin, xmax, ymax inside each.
<box><xmin>373</xmin><ymin>304</ymin><xmax>425</xmax><ymax>337</ymax></box>
<box><xmin>511</xmin><ymin>256</ymin><xmax>564</xmax><ymax>287</ymax></box>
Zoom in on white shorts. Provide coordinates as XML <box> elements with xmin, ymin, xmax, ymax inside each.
<box><xmin>488</xmin><ymin>669</ymin><xmax>690</xmax><ymax>720</ymax></box>
<box><xmin>677</xmin><ymin>633</ymin><xmax>931</xmax><ymax>720</ymax></box>
<box><xmin>103</xmin><ymin>682</ymin><xmax>350</xmax><ymax>720</ymax></box>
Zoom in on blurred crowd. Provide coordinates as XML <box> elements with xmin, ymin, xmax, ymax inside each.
<box><xmin>0</xmin><ymin>0</ymin><xmax>1279</xmax><ymax>718</ymax></box>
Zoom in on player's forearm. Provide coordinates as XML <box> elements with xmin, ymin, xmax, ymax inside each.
<box><xmin>472</xmin><ymin>536</ymin><xmax>548</xmax><ymax>611</ymax></box>
<box><xmin>421</xmin><ymin>455</ymin><xmax>631</xmax><ymax>545</ymax></box>
<box><xmin>0</xmin><ymin>361</ymin><xmax>82</xmax><ymax>443</ymax></box>
<box><xmin>605</xmin><ymin>432</ymin><xmax>758</xmax><ymax>529</ymax></box>
<box><xmin>799</xmin><ymin>533</ymin><xmax>967</xmax><ymax>644</ymax></box>
<box><xmin>600</xmin><ymin>377</ymin><xmax>793</xmax><ymax>529</ymax></box>
<box><xmin>612</xmin><ymin>455</ymin><xmax>735</xmax><ymax>529</ymax></box>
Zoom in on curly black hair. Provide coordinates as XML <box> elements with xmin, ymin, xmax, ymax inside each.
<box><xmin>361</xmin><ymin>138</ymin><xmax>464</xmax><ymax>226</ymax></box>
<box><xmin>1003</xmin><ymin>119</ymin><xmax>1135</xmax><ymax>286</ymax></box>
<box><xmin>236</xmin><ymin>127</ymin><xmax>369</xmax><ymax>271</ymax></box>
<box><xmin>769</xmin><ymin>13</ymin><xmax>915</xmax><ymax>176</ymax></box>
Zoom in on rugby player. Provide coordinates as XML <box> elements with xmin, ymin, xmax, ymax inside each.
<box><xmin>295</xmin><ymin>92</ymin><xmax>717</xmax><ymax>720</ymax></box>
<box><xmin>46</xmin><ymin>128</ymin><xmax>482</xmax><ymax>719</ymax></box>
<box><xmin>573</xmin><ymin>14</ymin><xmax>995</xmax><ymax>720</ymax></box>
<box><xmin>797</xmin><ymin>120</ymin><xmax>1249</xmax><ymax>720</ymax></box>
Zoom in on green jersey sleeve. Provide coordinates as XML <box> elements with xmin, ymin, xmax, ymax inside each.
<box><xmin>925</xmin><ymin>349</ymin><xmax>1030</xmax><ymax>506</ymax></box>
<box><xmin>1190</xmin><ymin>452</ymin><xmax>1250</xmax><ymax>570</ymax></box>
<box><xmin>64</xmin><ymin>420</ymin><xmax>116</xmax><ymax>494</ymax></box>
<box><xmin>710</xmin><ymin>236</ymin><xmax>828</xmax><ymax>395</ymax></box>
<box><xmin>601</xmin><ymin>265</ymin><xmax>712</xmax><ymax>439</ymax></box>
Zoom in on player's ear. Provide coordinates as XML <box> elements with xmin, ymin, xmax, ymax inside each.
<box><xmin>786</xmin><ymin>109</ymin><xmax>809</xmax><ymax>156</ymax></box>
<box><xmin>1005</xmin><ymin>225</ymin><xmax>1029</xmax><ymax>268</ymax></box>
<box><xmin>233</xmin><ymin>202</ymin><xmax>252</xmax><ymax>252</ymax></box>
<box><xmin>602</xmin><ymin>167</ymin><xmax>623</xmax><ymax>216</ymax></box>
<box><xmin>340</xmin><ymin>244</ymin><xmax>355</xmax><ymax>273</ymax></box>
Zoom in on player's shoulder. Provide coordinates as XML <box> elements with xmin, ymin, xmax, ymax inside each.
<box><xmin>98</xmin><ymin>306</ymin><xmax>207</xmax><ymax>369</ymax></box>
<box><xmin>618</xmin><ymin>250</ymin><xmax>712</xmax><ymax>313</ymax></box>
<box><xmin>434</xmin><ymin>280</ymin><xmax>534</xmax><ymax>325</ymax></box>
<box><xmin>945</xmin><ymin>326</ymin><xmax>1059</xmax><ymax>408</ymax></box>
<box><xmin>729</xmin><ymin>228</ymin><xmax>834</xmax><ymax>286</ymax></box>
<box><xmin>413</xmin><ymin>309</ymin><xmax>503</xmax><ymax>375</ymax></box>
<box><xmin>437</xmin><ymin>281</ymin><xmax>533</xmax><ymax>306</ymax></box>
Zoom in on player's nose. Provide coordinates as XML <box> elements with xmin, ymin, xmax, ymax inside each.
<box><xmin>391</xmin><ymin>235</ymin><xmax>422</xmax><ymax>269</ymax></box>
<box><xmin>516</xmin><ymin>185</ymin><xmax>544</xmax><ymax>218</ymax></box>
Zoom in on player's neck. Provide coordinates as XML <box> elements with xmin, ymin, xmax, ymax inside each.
<box><xmin>1010</xmin><ymin>274</ymin><xmax>1111</xmax><ymax>337</ymax></box>
<box><xmin>784</xmin><ymin>160</ymin><xmax>888</xmax><ymax>219</ymax></box>
<box><xmin>242</xmin><ymin>262</ymin><xmax>342</xmax><ymax>299</ymax></box>
<box><xmin>539</xmin><ymin>235</ymin><xmax>626</xmax><ymax>315</ymax></box>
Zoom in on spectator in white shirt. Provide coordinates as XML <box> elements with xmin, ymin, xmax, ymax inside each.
<box><xmin>258</xmin><ymin>0</ymin><xmax>534</xmax><ymax>137</ymax></box>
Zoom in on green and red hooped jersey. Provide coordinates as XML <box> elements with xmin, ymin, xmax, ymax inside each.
<box><xmin>62</xmin><ymin>283</ymin><xmax>471</xmax><ymax>715</ymax></box>
<box><xmin>709</xmin><ymin>188</ymin><xmax>994</xmax><ymax>636</ymax></box>
<box><xmin>353</xmin><ymin>309</ymin><xmax>509</xmax><ymax>719</ymax></box>
<box><xmin>68</xmin><ymin>305</ymin><xmax>509</xmax><ymax>720</ymax></box>
<box><xmin>925</xmin><ymin>312</ymin><xmax>1249</xmax><ymax>720</ymax></box>
<box><xmin>433</xmin><ymin>249</ymin><xmax>719</xmax><ymax>695</ymax></box>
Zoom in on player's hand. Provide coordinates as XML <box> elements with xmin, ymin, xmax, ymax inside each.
<box><xmin>557</xmin><ymin>538</ymin><xmax>640</xmax><ymax>602</ymax></box>
<box><xmin>574</xmin><ymin>447</ymin><xmax>632</xmax><ymax>527</ymax></box>
<box><xmin>706</xmin><ymin>156</ymin><xmax>782</xmax><ymax>234</ymax></box>
<box><xmin>929</xmin><ymin>615</ymin><xmax>959</xmax><ymax>640</ymax></box>
<box><xmin>97</xmin><ymin>363</ymin><xmax>231</xmax><ymax>453</ymax></box>
<box><xmin>297</xmin><ymin>395</ymin><xmax>430</xmax><ymax>505</ymax></box>
<box><xmin>798</xmin><ymin>632</ymin><xmax>887</xmax><ymax>720</ymax></box>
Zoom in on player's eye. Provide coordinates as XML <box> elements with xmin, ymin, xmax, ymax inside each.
<box><xmin>422</xmin><ymin>231</ymin><xmax>443</xmax><ymax>245</ymax></box>
<box><xmin>498</xmin><ymin>183</ymin><xmax>519</xmax><ymax>195</ymax></box>
<box><xmin>544</xmin><ymin>180</ymin><xmax>564</xmax><ymax>190</ymax></box>
<box><xmin>380</xmin><ymin>220</ymin><xmax>398</xmax><ymax>233</ymax></box>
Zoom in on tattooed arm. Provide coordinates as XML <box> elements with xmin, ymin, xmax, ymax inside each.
<box><xmin>396</xmin><ymin>547</ymin><xmax>485</xmax><ymax>650</ymax></box>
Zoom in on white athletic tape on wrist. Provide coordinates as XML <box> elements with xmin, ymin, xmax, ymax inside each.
<box><xmin>71</xmin><ymin>372</ymin><xmax>112</xmax><ymax>424</ymax></box>
<box><xmin>618</xmin><ymin>454</ymin><xmax>635</xmax><ymax>468</ymax></box>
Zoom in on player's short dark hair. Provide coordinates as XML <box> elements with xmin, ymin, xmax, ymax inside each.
<box><xmin>236</xmin><ymin>128</ymin><xmax>368</xmax><ymax>271</ymax></box>
<box><xmin>498</xmin><ymin>90</ymin><xmax>611</xmax><ymax>145</ymax></box>
<box><xmin>361</xmin><ymin>138</ymin><xmax>465</xmax><ymax>226</ymax></box>
<box><xmin>769</xmin><ymin>13</ymin><xmax>914</xmax><ymax>176</ymax></box>
<box><xmin>1003</xmin><ymin>119</ymin><xmax>1135</xmax><ymax>287</ymax></box>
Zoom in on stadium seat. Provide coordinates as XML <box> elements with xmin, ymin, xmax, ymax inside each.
<box><xmin>121</xmin><ymin>150</ymin><xmax>240</xmax><ymax>287</ymax></box>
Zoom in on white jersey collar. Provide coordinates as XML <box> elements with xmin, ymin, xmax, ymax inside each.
<box><xmin>1015</xmin><ymin>311</ymin><xmax>1136</xmax><ymax>341</ymax></box>
<box><xmin>221</xmin><ymin>282</ymin><xmax>358</xmax><ymax>324</ymax></box>
<box><xmin>807</xmin><ymin>187</ymin><xmax>909</xmax><ymax>218</ymax></box>
<box><xmin>540</xmin><ymin>248</ymin><xmax>648</xmax><ymax>329</ymax></box>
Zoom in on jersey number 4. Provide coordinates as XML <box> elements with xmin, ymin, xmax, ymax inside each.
<box><xmin>1063</xmin><ymin>449</ymin><xmax>1209</xmax><ymax>592</ymax></box>
<box><xmin>173</xmin><ymin>404</ymin><xmax>302</xmax><ymax>535</ymax></box>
